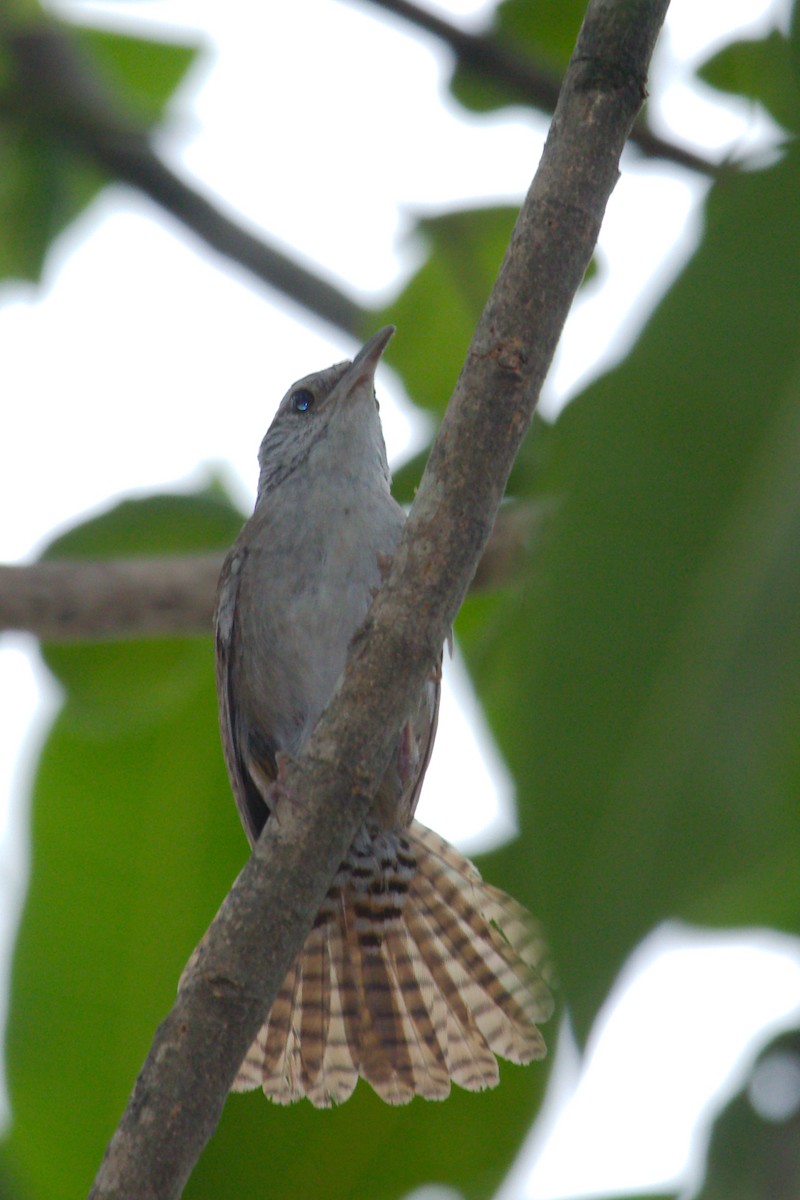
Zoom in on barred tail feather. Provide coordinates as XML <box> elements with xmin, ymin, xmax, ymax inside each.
<box><xmin>308</xmin><ymin>917</ymin><xmax>358</xmax><ymax>1107</ymax></box>
<box><xmin>299</xmin><ymin>925</ymin><xmax>331</xmax><ymax>1093</ymax></box>
<box><xmin>346</xmin><ymin>898</ymin><xmax>416</xmax><ymax>1105</ymax></box>
<box><xmin>233</xmin><ymin>820</ymin><xmax>553</xmax><ymax>1106</ymax></box>
<box><xmin>404</xmin><ymin>901</ymin><xmax>500</xmax><ymax>1091</ymax></box>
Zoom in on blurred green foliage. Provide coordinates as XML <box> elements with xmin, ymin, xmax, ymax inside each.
<box><xmin>0</xmin><ymin>16</ymin><xmax>197</xmax><ymax>281</ymax></box>
<box><xmin>2</xmin><ymin>1</ymin><xmax>800</xmax><ymax>1199</ymax></box>
<box><xmin>463</xmin><ymin>140</ymin><xmax>800</xmax><ymax>1038</ymax></box>
<box><xmin>699</xmin><ymin>30</ymin><xmax>800</xmax><ymax>133</ymax></box>
<box><xmin>449</xmin><ymin>0</ymin><xmax>585</xmax><ymax>110</ymax></box>
<box><xmin>377</xmin><ymin>207</ymin><xmax>521</xmax><ymax>418</ymax></box>
<box><xmin>5</xmin><ymin>493</ymin><xmax>245</xmax><ymax>1199</ymax></box>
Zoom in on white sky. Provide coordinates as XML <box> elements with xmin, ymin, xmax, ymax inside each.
<box><xmin>2</xmin><ymin>0</ymin><xmax>800</xmax><ymax>1195</ymax></box>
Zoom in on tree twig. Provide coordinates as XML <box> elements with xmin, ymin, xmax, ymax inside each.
<box><xmin>354</xmin><ymin>0</ymin><xmax>714</xmax><ymax>176</ymax></box>
<box><xmin>87</xmin><ymin>1</ymin><xmax>669</xmax><ymax>1196</ymax></box>
<box><xmin>3</xmin><ymin>24</ymin><xmax>363</xmax><ymax>336</ymax></box>
<box><xmin>0</xmin><ymin>556</ymin><xmax>223</xmax><ymax>641</ymax></box>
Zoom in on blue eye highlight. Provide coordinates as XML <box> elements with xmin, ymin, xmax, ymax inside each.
<box><xmin>292</xmin><ymin>388</ymin><xmax>314</xmax><ymax>413</ymax></box>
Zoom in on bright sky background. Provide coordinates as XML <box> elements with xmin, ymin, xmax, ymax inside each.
<box><xmin>2</xmin><ymin>0</ymin><xmax>800</xmax><ymax>1196</ymax></box>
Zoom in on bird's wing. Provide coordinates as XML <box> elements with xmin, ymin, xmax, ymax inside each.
<box><xmin>215</xmin><ymin>545</ymin><xmax>276</xmax><ymax>846</ymax></box>
<box><xmin>405</xmin><ymin>657</ymin><xmax>441</xmax><ymax>823</ymax></box>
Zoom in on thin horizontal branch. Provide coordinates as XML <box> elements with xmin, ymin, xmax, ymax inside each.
<box><xmin>0</xmin><ymin>504</ymin><xmax>550</xmax><ymax>642</ymax></box>
<box><xmin>355</xmin><ymin>0</ymin><xmax>714</xmax><ymax>176</ymax></box>
<box><xmin>0</xmin><ymin>555</ymin><xmax>222</xmax><ymax>641</ymax></box>
<box><xmin>3</xmin><ymin>25</ymin><xmax>363</xmax><ymax>337</ymax></box>
<box><xmin>87</xmin><ymin>2</ymin><xmax>668</xmax><ymax>1196</ymax></box>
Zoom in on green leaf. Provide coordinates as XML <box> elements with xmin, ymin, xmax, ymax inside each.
<box><xmin>449</xmin><ymin>0</ymin><xmax>586</xmax><ymax>114</ymax></box>
<box><xmin>0</xmin><ymin>124</ymin><xmax>103</xmax><ymax>281</ymax></box>
<box><xmin>390</xmin><ymin>444</ymin><xmax>429</xmax><ymax>507</ymax></box>
<box><xmin>378</xmin><ymin>205</ymin><xmax>593</xmax><ymax>438</ymax></box>
<box><xmin>458</xmin><ymin>144</ymin><xmax>800</xmax><ymax>1040</ymax></box>
<box><xmin>698</xmin><ymin>31</ymin><xmax>800</xmax><ymax>133</ymax></box>
<box><xmin>492</xmin><ymin>0</ymin><xmax>587</xmax><ymax>71</ymax></box>
<box><xmin>391</xmin><ymin>412</ymin><xmax>556</xmax><ymax>513</ymax></box>
<box><xmin>378</xmin><ymin>206</ymin><xmax>519</xmax><ymax>420</ymax></box>
<box><xmin>72</xmin><ymin>25</ymin><xmax>198</xmax><ymax>127</ymax></box>
<box><xmin>791</xmin><ymin>3</ymin><xmax>800</xmax><ymax>102</ymax></box>
<box><xmin>0</xmin><ymin>19</ymin><xmax>198</xmax><ymax>284</ymax></box>
<box><xmin>3</xmin><ymin>671</ymin><xmax>242</xmax><ymax>1198</ymax></box>
<box><xmin>0</xmin><ymin>124</ymin><xmax>61</xmax><ymax>281</ymax></box>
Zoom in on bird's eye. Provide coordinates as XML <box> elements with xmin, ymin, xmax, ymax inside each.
<box><xmin>292</xmin><ymin>388</ymin><xmax>314</xmax><ymax>414</ymax></box>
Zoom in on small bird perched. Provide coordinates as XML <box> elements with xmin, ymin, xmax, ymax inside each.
<box><xmin>214</xmin><ymin>326</ymin><xmax>553</xmax><ymax>1107</ymax></box>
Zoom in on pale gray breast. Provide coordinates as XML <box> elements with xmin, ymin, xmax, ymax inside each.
<box><xmin>233</xmin><ymin>478</ymin><xmax>406</xmax><ymax>759</ymax></box>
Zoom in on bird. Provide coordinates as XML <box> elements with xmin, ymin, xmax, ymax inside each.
<box><xmin>213</xmin><ymin>325</ymin><xmax>553</xmax><ymax>1107</ymax></box>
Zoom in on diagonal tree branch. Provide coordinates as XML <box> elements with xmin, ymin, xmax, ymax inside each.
<box><xmin>3</xmin><ymin>23</ymin><xmax>364</xmax><ymax>336</ymax></box>
<box><xmin>88</xmin><ymin>1</ymin><xmax>669</xmax><ymax>1196</ymax></box>
<box><xmin>353</xmin><ymin>0</ymin><xmax>714</xmax><ymax>176</ymax></box>
<box><xmin>0</xmin><ymin>504</ymin><xmax>549</xmax><ymax>642</ymax></box>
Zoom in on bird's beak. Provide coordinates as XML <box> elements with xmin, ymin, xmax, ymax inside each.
<box><xmin>340</xmin><ymin>325</ymin><xmax>395</xmax><ymax>394</ymax></box>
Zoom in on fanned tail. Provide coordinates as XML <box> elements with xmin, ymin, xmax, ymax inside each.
<box><xmin>233</xmin><ymin>819</ymin><xmax>553</xmax><ymax>1107</ymax></box>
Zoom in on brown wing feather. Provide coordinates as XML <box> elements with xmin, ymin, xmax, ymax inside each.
<box><xmin>214</xmin><ymin>546</ymin><xmax>274</xmax><ymax>846</ymax></box>
<box><xmin>403</xmin><ymin>658</ymin><xmax>441</xmax><ymax>821</ymax></box>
